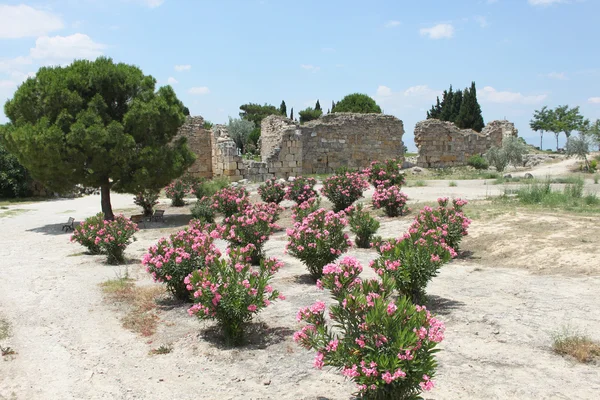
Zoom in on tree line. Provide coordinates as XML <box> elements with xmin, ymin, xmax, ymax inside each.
<box><xmin>426</xmin><ymin>82</ymin><xmax>485</xmax><ymax>132</ymax></box>
<box><xmin>529</xmin><ymin>105</ymin><xmax>599</xmax><ymax>151</ymax></box>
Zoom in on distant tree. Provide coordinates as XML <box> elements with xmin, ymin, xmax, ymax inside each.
<box><xmin>502</xmin><ymin>137</ymin><xmax>529</xmax><ymax>169</ymax></box>
<box><xmin>331</xmin><ymin>100</ymin><xmax>336</xmax><ymax>113</ymax></box>
<box><xmin>583</xmin><ymin>119</ymin><xmax>600</xmax><ymax>151</ymax></box>
<box><xmin>455</xmin><ymin>82</ymin><xmax>484</xmax><ymax>132</ymax></box>
<box><xmin>0</xmin><ymin>138</ymin><xmax>34</xmax><ymax>198</ymax></box>
<box><xmin>279</xmin><ymin>100</ymin><xmax>287</xmax><ymax>117</ymax></box>
<box><xmin>290</xmin><ymin>107</ymin><xmax>294</xmax><ymax>121</ymax></box>
<box><xmin>449</xmin><ymin>89</ymin><xmax>463</xmax><ymax>122</ymax></box>
<box><xmin>427</xmin><ymin>97</ymin><xmax>442</xmax><ymax>119</ymax></box>
<box><xmin>299</xmin><ymin>107</ymin><xmax>323</xmax><ymax>124</ymax></box>
<box><xmin>333</xmin><ymin>93</ymin><xmax>382</xmax><ymax>114</ymax></box>
<box><xmin>183</xmin><ymin>106</ymin><xmax>190</xmax><ymax>116</ymax></box>
<box><xmin>530</xmin><ymin>106</ymin><xmax>553</xmax><ymax>150</ymax></box>
<box><xmin>327</xmin><ymin>108</ymin><xmax>330</xmax><ymax>114</ymax></box>
<box><xmin>227</xmin><ymin>117</ymin><xmax>255</xmax><ymax>154</ymax></box>
<box><xmin>315</xmin><ymin>99</ymin><xmax>322</xmax><ymax>111</ymax></box>
<box><xmin>439</xmin><ymin>86</ymin><xmax>454</xmax><ymax>121</ymax></box>
<box><xmin>566</xmin><ymin>134</ymin><xmax>592</xmax><ymax>171</ymax></box>
<box><xmin>552</xmin><ymin>105</ymin><xmax>586</xmax><ymax>149</ymax></box>
<box><xmin>2</xmin><ymin>57</ymin><xmax>194</xmax><ymax>220</ymax></box>
<box><xmin>239</xmin><ymin>103</ymin><xmax>280</xmax><ymax>127</ymax></box>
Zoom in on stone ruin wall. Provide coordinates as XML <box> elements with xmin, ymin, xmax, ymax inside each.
<box><xmin>178</xmin><ymin>113</ymin><xmax>405</xmax><ymax>182</ymax></box>
<box><xmin>414</xmin><ymin>119</ymin><xmax>518</xmax><ymax>168</ymax></box>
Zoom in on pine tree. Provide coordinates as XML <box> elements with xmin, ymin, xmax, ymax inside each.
<box><xmin>279</xmin><ymin>100</ymin><xmax>287</xmax><ymax>117</ymax></box>
<box><xmin>439</xmin><ymin>85</ymin><xmax>454</xmax><ymax>121</ymax></box>
<box><xmin>427</xmin><ymin>97</ymin><xmax>442</xmax><ymax>119</ymax></box>
<box><xmin>315</xmin><ymin>99</ymin><xmax>321</xmax><ymax>111</ymax></box>
<box><xmin>290</xmin><ymin>107</ymin><xmax>294</xmax><ymax>121</ymax></box>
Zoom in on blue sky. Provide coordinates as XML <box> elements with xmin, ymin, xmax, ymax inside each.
<box><xmin>1</xmin><ymin>0</ymin><xmax>599</xmax><ymax>151</ymax></box>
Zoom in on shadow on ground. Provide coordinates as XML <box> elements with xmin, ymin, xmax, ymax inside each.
<box><xmin>200</xmin><ymin>322</ymin><xmax>295</xmax><ymax>350</ymax></box>
<box><xmin>427</xmin><ymin>295</ymin><xmax>466</xmax><ymax>316</ymax></box>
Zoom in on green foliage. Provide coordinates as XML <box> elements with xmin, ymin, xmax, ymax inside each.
<box><xmin>71</xmin><ymin>213</ymin><xmax>105</xmax><ymax>254</ymax></box>
<box><xmin>508</xmin><ymin>178</ymin><xmax>600</xmax><ymax>210</ymax></box>
<box><xmin>239</xmin><ymin>103</ymin><xmax>280</xmax><ymax>127</ymax></box>
<box><xmin>258</xmin><ymin>178</ymin><xmax>286</xmax><ymax>204</ymax></box>
<box><xmin>191</xmin><ymin>197</ymin><xmax>215</xmax><ymax>223</ymax></box>
<box><xmin>583</xmin><ymin>119</ymin><xmax>600</xmax><ymax>151</ymax></box>
<box><xmin>0</xmin><ymin>139</ymin><xmax>33</xmax><ymax>198</ymax></box>
<box><xmin>133</xmin><ymin>189</ymin><xmax>160</xmax><ymax>216</ymax></box>
<box><xmin>348</xmin><ymin>203</ymin><xmax>380</xmax><ymax>248</ymax></box>
<box><xmin>485</xmin><ymin>146</ymin><xmax>509</xmax><ymax>172</ymax></box>
<box><xmin>100</xmin><ymin>215</ymin><xmax>139</xmax><ymax>264</ymax></box>
<box><xmin>315</xmin><ymin>99</ymin><xmax>321</xmax><ymax>111</ymax></box>
<box><xmin>502</xmin><ymin>137</ymin><xmax>529</xmax><ymax>168</ymax></box>
<box><xmin>192</xmin><ymin>176</ymin><xmax>229</xmax><ymax>199</ymax></box>
<box><xmin>320</xmin><ymin>172</ymin><xmax>369</xmax><ymax>212</ymax></box>
<box><xmin>279</xmin><ymin>100</ymin><xmax>287</xmax><ymax>117</ymax></box>
<box><xmin>227</xmin><ymin>117</ymin><xmax>255</xmax><ymax>154</ymax></box>
<box><xmin>285</xmin><ymin>176</ymin><xmax>318</xmax><ymax>204</ymax></box>
<box><xmin>299</xmin><ymin>107</ymin><xmax>323</xmax><ymax>124</ymax></box>
<box><xmin>2</xmin><ymin>57</ymin><xmax>194</xmax><ymax>219</ymax></box>
<box><xmin>203</xmin><ymin>120</ymin><xmax>213</xmax><ymax>130</ymax></box>
<box><xmin>165</xmin><ymin>179</ymin><xmax>190</xmax><ymax>207</ymax></box>
<box><xmin>530</xmin><ymin>106</ymin><xmax>553</xmax><ymax>149</ymax></box>
<box><xmin>333</xmin><ymin>93</ymin><xmax>382</xmax><ymax>114</ymax></box>
<box><xmin>467</xmin><ymin>154</ymin><xmax>489</xmax><ymax>170</ymax></box>
<box><xmin>455</xmin><ymin>82</ymin><xmax>485</xmax><ymax>132</ymax></box>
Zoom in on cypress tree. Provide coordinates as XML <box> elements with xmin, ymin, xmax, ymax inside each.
<box><xmin>439</xmin><ymin>85</ymin><xmax>454</xmax><ymax>121</ymax></box>
<box><xmin>315</xmin><ymin>99</ymin><xmax>321</xmax><ymax>111</ymax></box>
<box><xmin>427</xmin><ymin>97</ymin><xmax>442</xmax><ymax>119</ymax></box>
<box><xmin>290</xmin><ymin>107</ymin><xmax>294</xmax><ymax>121</ymax></box>
<box><xmin>455</xmin><ymin>82</ymin><xmax>485</xmax><ymax>132</ymax></box>
<box><xmin>450</xmin><ymin>89</ymin><xmax>463</xmax><ymax>122</ymax></box>
<box><xmin>279</xmin><ymin>100</ymin><xmax>287</xmax><ymax>117</ymax></box>
<box><xmin>470</xmin><ymin>82</ymin><xmax>485</xmax><ymax>132</ymax></box>
<box><xmin>331</xmin><ymin>100</ymin><xmax>336</xmax><ymax>112</ymax></box>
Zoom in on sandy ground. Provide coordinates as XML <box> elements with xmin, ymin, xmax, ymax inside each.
<box><xmin>1</xmin><ymin>158</ymin><xmax>600</xmax><ymax>400</ymax></box>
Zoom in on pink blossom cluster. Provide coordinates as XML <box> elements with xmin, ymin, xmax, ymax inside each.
<box><xmin>362</xmin><ymin>159</ymin><xmax>406</xmax><ymax>188</ymax></box>
<box><xmin>73</xmin><ymin>214</ymin><xmax>138</xmax><ymax>264</ymax></box>
<box><xmin>70</xmin><ymin>213</ymin><xmax>106</xmax><ymax>254</ymax></box>
<box><xmin>285</xmin><ymin>176</ymin><xmax>318</xmax><ymax>204</ymax></box>
<box><xmin>291</xmin><ymin>197</ymin><xmax>321</xmax><ymax>223</ymax></box>
<box><xmin>286</xmin><ymin>208</ymin><xmax>352</xmax><ymax>279</ymax></box>
<box><xmin>258</xmin><ymin>178</ymin><xmax>286</xmax><ymax>204</ymax></box>
<box><xmin>372</xmin><ymin>185</ymin><xmax>409</xmax><ymax>217</ymax></box>
<box><xmin>164</xmin><ymin>179</ymin><xmax>192</xmax><ymax>206</ymax></box>
<box><xmin>212</xmin><ymin>186</ymin><xmax>250</xmax><ymax>217</ymax></box>
<box><xmin>320</xmin><ymin>172</ymin><xmax>370</xmax><ymax>212</ymax></box>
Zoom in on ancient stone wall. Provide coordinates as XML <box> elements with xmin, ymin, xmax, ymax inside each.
<box><xmin>176</xmin><ymin>116</ymin><xmax>213</xmax><ymax>178</ymax></box>
<box><xmin>414</xmin><ymin>119</ymin><xmax>518</xmax><ymax>168</ymax></box>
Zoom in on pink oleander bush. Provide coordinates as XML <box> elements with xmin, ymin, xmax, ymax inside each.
<box><xmin>165</xmin><ymin>179</ymin><xmax>191</xmax><ymax>207</ymax></box>
<box><xmin>186</xmin><ymin>246</ymin><xmax>285</xmax><ymax>345</ymax></box>
<box><xmin>286</xmin><ymin>208</ymin><xmax>352</xmax><ymax>279</ymax></box>
<box><xmin>71</xmin><ymin>213</ymin><xmax>105</xmax><ymax>254</ymax></box>
<box><xmin>258</xmin><ymin>178</ymin><xmax>286</xmax><ymax>204</ymax></box>
<box><xmin>221</xmin><ymin>204</ymin><xmax>280</xmax><ymax>264</ymax></box>
<box><xmin>142</xmin><ymin>220</ymin><xmax>221</xmax><ymax>300</ymax></box>
<box><xmin>371</xmin><ymin>228</ymin><xmax>456</xmax><ymax>304</ymax></box>
<box><xmin>372</xmin><ymin>185</ymin><xmax>409</xmax><ymax>217</ymax></box>
<box><xmin>253</xmin><ymin>201</ymin><xmax>284</xmax><ymax>223</ymax></box>
<box><xmin>291</xmin><ymin>197</ymin><xmax>321</xmax><ymax>223</ymax></box>
<box><xmin>285</xmin><ymin>176</ymin><xmax>318</xmax><ymax>204</ymax></box>
<box><xmin>321</xmin><ymin>172</ymin><xmax>370</xmax><ymax>212</ymax></box>
<box><xmin>133</xmin><ymin>189</ymin><xmax>160</xmax><ymax>216</ymax></box>
<box><xmin>348</xmin><ymin>204</ymin><xmax>380</xmax><ymax>248</ymax></box>
<box><xmin>212</xmin><ymin>186</ymin><xmax>250</xmax><ymax>217</ymax></box>
<box><xmin>295</xmin><ymin>257</ymin><xmax>444</xmax><ymax>399</ymax></box>
<box><xmin>98</xmin><ymin>214</ymin><xmax>139</xmax><ymax>264</ymax></box>
<box><xmin>409</xmin><ymin>198</ymin><xmax>471</xmax><ymax>252</ymax></box>
<box><xmin>363</xmin><ymin>159</ymin><xmax>406</xmax><ymax>189</ymax></box>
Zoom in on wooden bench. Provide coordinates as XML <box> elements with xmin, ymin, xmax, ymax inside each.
<box><xmin>62</xmin><ymin>217</ymin><xmax>75</xmax><ymax>232</ymax></box>
<box><xmin>151</xmin><ymin>209</ymin><xmax>165</xmax><ymax>223</ymax></box>
<box><xmin>130</xmin><ymin>214</ymin><xmax>146</xmax><ymax>228</ymax></box>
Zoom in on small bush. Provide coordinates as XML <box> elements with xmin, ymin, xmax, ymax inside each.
<box><xmin>467</xmin><ymin>154</ymin><xmax>489</xmax><ymax>170</ymax></box>
<box><xmin>285</xmin><ymin>176</ymin><xmax>318</xmax><ymax>204</ymax></box>
<box><xmin>133</xmin><ymin>189</ymin><xmax>160</xmax><ymax>217</ymax></box>
<box><xmin>552</xmin><ymin>327</ymin><xmax>600</xmax><ymax>363</ymax></box>
<box><xmin>212</xmin><ymin>186</ymin><xmax>250</xmax><ymax>217</ymax></box>
<box><xmin>363</xmin><ymin>159</ymin><xmax>405</xmax><ymax>188</ymax></box>
<box><xmin>97</xmin><ymin>215</ymin><xmax>139</xmax><ymax>264</ymax></box>
<box><xmin>449</xmin><ymin>181</ymin><xmax>457</xmax><ymax>187</ymax></box>
<box><xmin>589</xmin><ymin>159</ymin><xmax>598</xmax><ymax>172</ymax></box>
<box><xmin>291</xmin><ymin>197</ymin><xmax>321</xmax><ymax>223</ymax></box>
<box><xmin>321</xmin><ymin>172</ymin><xmax>369</xmax><ymax>212</ymax></box>
<box><xmin>348</xmin><ymin>204</ymin><xmax>380</xmax><ymax>248</ymax></box>
<box><xmin>258</xmin><ymin>178</ymin><xmax>286</xmax><ymax>204</ymax></box>
<box><xmin>410</xmin><ymin>198</ymin><xmax>471</xmax><ymax>252</ymax></box>
<box><xmin>485</xmin><ymin>146</ymin><xmax>509</xmax><ymax>172</ymax></box>
<box><xmin>186</xmin><ymin>247</ymin><xmax>284</xmax><ymax>345</ymax></box>
<box><xmin>191</xmin><ymin>197</ymin><xmax>215</xmax><ymax>223</ymax></box>
<box><xmin>222</xmin><ymin>204</ymin><xmax>279</xmax><ymax>264</ymax></box>
<box><xmin>143</xmin><ymin>221</ymin><xmax>221</xmax><ymax>300</ymax></box>
<box><xmin>295</xmin><ymin>257</ymin><xmax>444</xmax><ymax>399</ymax></box>
<box><xmin>372</xmin><ymin>185</ymin><xmax>409</xmax><ymax>217</ymax></box>
<box><xmin>71</xmin><ymin>213</ymin><xmax>105</xmax><ymax>254</ymax></box>
<box><xmin>594</xmin><ymin>174</ymin><xmax>599</xmax><ymax>184</ymax></box>
<box><xmin>286</xmin><ymin>208</ymin><xmax>351</xmax><ymax>279</ymax></box>
<box><xmin>193</xmin><ymin>177</ymin><xmax>230</xmax><ymax>199</ymax></box>
<box><xmin>165</xmin><ymin>179</ymin><xmax>191</xmax><ymax>207</ymax></box>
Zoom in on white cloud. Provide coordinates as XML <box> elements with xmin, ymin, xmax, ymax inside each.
<box><xmin>544</xmin><ymin>72</ymin><xmax>568</xmax><ymax>80</ymax></box>
<box><xmin>420</xmin><ymin>24</ymin><xmax>455</xmax><ymax>39</ymax></box>
<box><xmin>300</xmin><ymin>64</ymin><xmax>320</xmax><ymax>73</ymax></box>
<box><xmin>0</xmin><ymin>5</ymin><xmax>64</xmax><ymax>39</ymax></box>
<box><xmin>588</xmin><ymin>97</ymin><xmax>600</xmax><ymax>104</ymax></box>
<box><xmin>403</xmin><ymin>85</ymin><xmax>442</xmax><ymax>98</ymax></box>
<box><xmin>384</xmin><ymin>20</ymin><xmax>401</xmax><ymax>28</ymax></box>
<box><xmin>479</xmin><ymin>86</ymin><xmax>547</xmax><ymax>104</ymax></box>
<box><xmin>188</xmin><ymin>86</ymin><xmax>210</xmax><ymax>95</ymax></box>
<box><xmin>474</xmin><ymin>15</ymin><xmax>489</xmax><ymax>28</ymax></box>
<box><xmin>174</xmin><ymin>64</ymin><xmax>191</xmax><ymax>72</ymax></box>
<box><xmin>528</xmin><ymin>0</ymin><xmax>566</xmax><ymax>5</ymax></box>
<box><xmin>167</xmin><ymin>77</ymin><xmax>178</xmax><ymax>84</ymax></box>
<box><xmin>30</xmin><ymin>34</ymin><xmax>106</xmax><ymax>63</ymax></box>
<box><xmin>376</xmin><ymin>85</ymin><xmax>392</xmax><ymax>97</ymax></box>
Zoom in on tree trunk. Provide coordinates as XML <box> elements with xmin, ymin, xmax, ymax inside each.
<box><xmin>540</xmin><ymin>131</ymin><xmax>544</xmax><ymax>150</ymax></box>
<box><xmin>101</xmin><ymin>183</ymin><xmax>115</xmax><ymax>221</ymax></box>
<box><xmin>556</xmin><ymin>133</ymin><xmax>559</xmax><ymax>152</ymax></box>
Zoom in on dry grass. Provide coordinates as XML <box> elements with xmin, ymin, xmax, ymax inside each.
<box><xmin>149</xmin><ymin>344</ymin><xmax>173</xmax><ymax>355</ymax></box>
<box><xmin>100</xmin><ymin>276</ymin><xmax>164</xmax><ymax>337</ymax></box>
<box><xmin>552</xmin><ymin>328</ymin><xmax>600</xmax><ymax>363</ymax></box>
<box><xmin>0</xmin><ymin>317</ymin><xmax>10</xmax><ymax>341</ymax></box>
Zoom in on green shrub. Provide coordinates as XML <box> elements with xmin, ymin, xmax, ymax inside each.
<box><xmin>70</xmin><ymin>213</ymin><xmax>105</xmax><ymax>254</ymax></box>
<box><xmin>258</xmin><ymin>178</ymin><xmax>286</xmax><ymax>204</ymax></box>
<box><xmin>333</xmin><ymin>93</ymin><xmax>382</xmax><ymax>114</ymax></box>
<box><xmin>192</xmin><ymin>177</ymin><xmax>229</xmax><ymax>199</ymax></box>
<box><xmin>133</xmin><ymin>189</ymin><xmax>160</xmax><ymax>216</ymax></box>
<box><xmin>449</xmin><ymin>181</ymin><xmax>457</xmax><ymax>187</ymax></box>
<box><xmin>285</xmin><ymin>176</ymin><xmax>318</xmax><ymax>204</ymax></box>
<box><xmin>348</xmin><ymin>204</ymin><xmax>380</xmax><ymax>248</ymax></box>
<box><xmin>165</xmin><ymin>179</ymin><xmax>191</xmax><ymax>206</ymax></box>
<box><xmin>191</xmin><ymin>197</ymin><xmax>215</xmax><ymax>223</ymax></box>
<box><xmin>485</xmin><ymin>146</ymin><xmax>509</xmax><ymax>172</ymax></box>
<box><xmin>320</xmin><ymin>172</ymin><xmax>369</xmax><ymax>212</ymax></box>
<box><xmin>467</xmin><ymin>155</ymin><xmax>489</xmax><ymax>170</ymax></box>
<box><xmin>0</xmin><ymin>142</ymin><xmax>33</xmax><ymax>198</ymax></box>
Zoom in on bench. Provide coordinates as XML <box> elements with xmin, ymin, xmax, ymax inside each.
<box><xmin>151</xmin><ymin>209</ymin><xmax>165</xmax><ymax>223</ymax></box>
<box><xmin>130</xmin><ymin>214</ymin><xmax>146</xmax><ymax>228</ymax></box>
<box><xmin>62</xmin><ymin>217</ymin><xmax>75</xmax><ymax>232</ymax></box>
